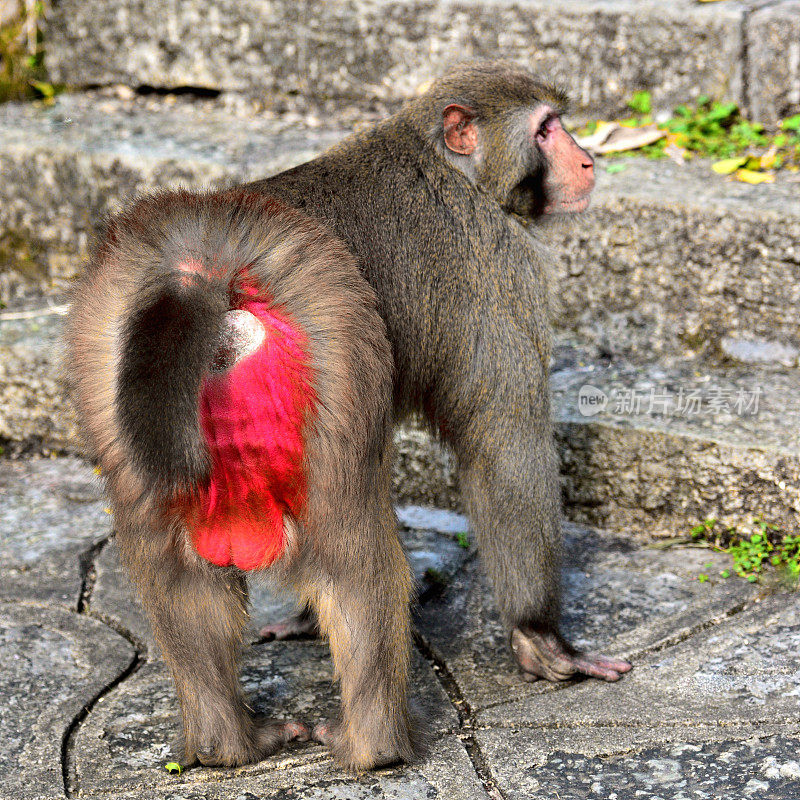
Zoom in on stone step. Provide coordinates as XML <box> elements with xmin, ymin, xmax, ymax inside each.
<box><xmin>42</xmin><ymin>0</ymin><xmax>800</xmax><ymax>126</ymax></box>
<box><xmin>1</xmin><ymin>93</ymin><xmax>798</xmax><ymax>361</ymax></box>
<box><xmin>1</xmin><ymin>302</ymin><xmax>795</xmax><ymax>536</ymax></box>
<box><xmin>551</xmin><ymin>343</ymin><xmax>800</xmax><ymax>535</ymax></box>
<box><xmin>8</xmin><ymin>455</ymin><xmax>786</xmax><ymax>798</ymax></box>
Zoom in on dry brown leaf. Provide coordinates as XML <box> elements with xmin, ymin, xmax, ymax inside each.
<box><xmin>577</xmin><ymin>123</ymin><xmax>666</xmax><ymax>154</ymax></box>
<box><xmin>574</xmin><ymin>121</ymin><xmax>618</xmax><ymax>151</ymax></box>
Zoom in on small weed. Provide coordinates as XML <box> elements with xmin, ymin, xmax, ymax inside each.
<box><xmin>627</xmin><ymin>90</ymin><xmax>652</xmax><ymax>117</ymax></box>
<box><xmin>577</xmin><ymin>94</ymin><xmax>800</xmax><ymax>174</ymax></box>
<box><xmin>689</xmin><ymin>517</ymin><xmax>800</xmax><ymax>584</ymax></box>
<box><xmin>456</xmin><ymin>531</ymin><xmax>470</xmax><ymax>549</ymax></box>
<box><xmin>1</xmin><ymin>1</ymin><xmax>63</xmax><ymax>103</ymax></box>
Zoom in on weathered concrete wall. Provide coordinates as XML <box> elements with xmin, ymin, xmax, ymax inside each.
<box><xmin>43</xmin><ymin>0</ymin><xmax>763</xmax><ymax>119</ymax></box>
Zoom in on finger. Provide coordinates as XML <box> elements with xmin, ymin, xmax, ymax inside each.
<box><xmin>579</xmin><ymin>654</ymin><xmax>632</xmax><ymax>673</ymax></box>
<box><xmin>259</xmin><ymin>624</ymin><xmax>292</xmax><ymax>641</ymax></box>
<box><xmin>571</xmin><ymin>655</ymin><xmax>631</xmax><ymax>682</ymax></box>
<box><xmin>282</xmin><ymin>721</ymin><xmax>311</xmax><ymax>743</ymax></box>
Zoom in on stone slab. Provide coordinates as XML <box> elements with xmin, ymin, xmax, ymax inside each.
<box><xmin>75</xmin><ymin>736</ymin><xmax>490</xmax><ymax>800</ymax></box>
<box><xmin>475</xmin><ymin>728</ymin><xmax>800</xmax><ymax>800</ymax></box>
<box><xmin>416</xmin><ymin>523</ymin><xmax>760</xmax><ymax>711</ymax></box>
<box><xmin>553</xmin><ymin>349</ymin><xmax>800</xmax><ymax>535</ymax></box>
<box><xmin>0</xmin><ymin>601</ymin><xmax>136</xmax><ymax>800</ymax></box>
<box><xmin>44</xmin><ymin>0</ymin><xmax>749</xmax><ymax>119</ymax></box>
<box><xmin>1</xmin><ymin>94</ymin><xmax>798</xmax><ymax>354</ymax></box>
<box><xmin>474</xmin><ymin>588</ymin><xmax>800</xmax><ymax>798</ymax></box>
<box><xmin>5</xmin><ymin>312</ymin><xmax>799</xmax><ymax>540</ymax></box>
<box><xmin>5</xmin><ymin>308</ymin><xmax>798</xmax><ymax>538</ymax></box>
<box><xmin>0</xmin><ymin>94</ymin><xmax>346</xmax><ymax>300</ymax></box>
<box><xmin>68</xmin><ymin>645</ymin><xmax>459</xmax><ymax>796</ymax></box>
<box><xmin>2</xmin><ymin>97</ymin><xmax>799</xmax><ymax>536</ymax></box>
<box><xmin>555</xmin><ymin>157</ymin><xmax>800</xmax><ymax>361</ymax></box>
<box><xmin>0</xmin><ymin>456</ymin><xmax>111</xmax><ymax>606</ymax></box>
<box><xmin>0</xmin><ymin>305</ymin><xmax>77</xmax><ymax>447</ymax></box>
<box><xmin>477</xmin><ymin>589</ymin><xmax>800</xmax><ymax>729</ymax></box>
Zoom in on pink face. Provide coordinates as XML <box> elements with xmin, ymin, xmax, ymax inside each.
<box><xmin>531</xmin><ymin>106</ymin><xmax>595</xmax><ymax>214</ymax></box>
<box><xmin>442</xmin><ymin>102</ymin><xmax>595</xmax><ymax>216</ymax></box>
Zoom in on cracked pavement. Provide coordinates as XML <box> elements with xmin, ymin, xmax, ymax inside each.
<box><xmin>1</xmin><ymin>457</ymin><xmax>799</xmax><ymax>799</ymax></box>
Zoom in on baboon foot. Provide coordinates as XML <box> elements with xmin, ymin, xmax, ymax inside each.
<box><xmin>259</xmin><ymin>608</ymin><xmax>319</xmax><ymax>641</ymax></box>
<box><xmin>187</xmin><ymin>717</ymin><xmax>310</xmax><ymax>767</ymax></box>
<box><xmin>511</xmin><ymin>626</ymin><xmax>631</xmax><ymax>683</ymax></box>
<box><xmin>312</xmin><ymin>719</ymin><xmax>413</xmax><ymax>771</ymax></box>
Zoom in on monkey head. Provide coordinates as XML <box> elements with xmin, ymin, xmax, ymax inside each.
<box><xmin>419</xmin><ymin>61</ymin><xmax>595</xmax><ymax>219</ymax></box>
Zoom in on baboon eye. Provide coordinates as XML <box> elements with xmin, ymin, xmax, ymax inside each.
<box><xmin>536</xmin><ymin>116</ymin><xmax>553</xmax><ymax>142</ymax></box>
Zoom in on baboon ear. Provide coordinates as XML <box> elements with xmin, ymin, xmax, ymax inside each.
<box><xmin>443</xmin><ymin>104</ymin><xmax>478</xmax><ymax>155</ymax></box>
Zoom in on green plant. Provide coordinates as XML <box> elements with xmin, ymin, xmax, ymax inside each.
<box><xmin>456</xmin><ymin>531</ymin><xmax>470</xmax><ymax>549</ymax></box>
<box><xmin>580</xmin><ymin>93</ymin><xmax>800</xmax><ymax>172</ymax></box>
<box><xmin>0</xmin><ymin>1</ymin><xmax>59</xmax><ymax>103</ymax></box>
<box><xmin>689</xmin><ymin>517</ymin><xmax>800</xmax><ymax>584</ymax></box>
<box><xmin>662</xmin><ymin>97</ymin><xmax>768</xmax><ymax>158</ymax></box>
<box><xmin>627</xmin><ymin>90</ymin><xmax>652</xmax><ymax>118</ymax></box>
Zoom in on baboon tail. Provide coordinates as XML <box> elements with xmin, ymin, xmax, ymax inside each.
<box><xmin>116</xmin><ymin>264</ymin><xmax>231</xmax><ymax>497</ymax></box>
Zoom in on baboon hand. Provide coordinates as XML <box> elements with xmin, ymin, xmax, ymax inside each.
<box><xmin>511</xmin><ymin>626</ymin><xmax>631</xmax><ymax>683</ymax></box>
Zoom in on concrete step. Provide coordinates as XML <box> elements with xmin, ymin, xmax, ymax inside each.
<box><xmin>551</xmin><ymin>343</ymin><xmax>800</xmax><ymax>535</ymax></box>
<box><xmin>1</xmin><ymin>93</ymin><xmax>798</xmax><ymax>360</ymax></box>
<box><xmin>1</xmin><ymin>301</ymin><xmax>796</xmax><ymax>536</ymax></box>
<box><xmin>42</xmin><ymin>0</ymin><xmax>800</xmax><ymax>126</ymax></box>
<box><xmin>2</xmin><ymin>94</ymin><xmax>797</xmax><ymax>536</ymax></box>
<box><xmin>394</xmin><ymin>344</ymin><xmax>800</xmax><ymax>536</ymax></box>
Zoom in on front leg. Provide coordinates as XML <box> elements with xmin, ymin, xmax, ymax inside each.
<box><xmin>457</xmin><ymin>424</ymin><xmax>631</xmax><ymax>684</ymax></box>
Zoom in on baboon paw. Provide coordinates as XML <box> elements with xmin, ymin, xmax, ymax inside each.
<box><xmin>256</xmin><ymin>717</ymin><xmax>311</xmax><ymax>748</ymax></box>
<box><xmin>311</xmin><ymin>720</ymin><xmax>336</xmax><ymax>747</ymax></box>
<box><xmin>511</xmin><ymin>627</ymin><xmax>632</xmax><ymax>683</ymax></box>
<box><xmin>313</xmin><ymin>719</ymin><xmax>412</xmax><ymax>770</ymax></box>
<box><xmin>259</xmin><ymin>611</ymin><xmax>319</xmax><ymax>641</ymax></box>
<box><xmin>189</xmin><ymin>719</ymin><xmax>310</xmax><ymax>767</ymax></box>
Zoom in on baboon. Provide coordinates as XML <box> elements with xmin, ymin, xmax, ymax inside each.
<box><xmin>65</xmin><ymin>188</ymin><xmax>417</xmax><ymax>769</ymax></box>
<box><xmin>253</xmin><ymin>60</ymin><xmax>632</xmax><ymax>684</ymax></box>
<box><xmin>65</xmin><ymin>59</ymin><xmax>630</xmax><ymax>774</ymax></box>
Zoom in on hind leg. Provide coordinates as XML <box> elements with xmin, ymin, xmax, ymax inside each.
<box><xmin>295</xmin><ymin>491</ymin><xmax>419</xmax><ymax>770</ymax></box>
<box><xmin>116</xmin><ymin>517</ymin><xmax>308</xmax><ymax>766</ymax></box>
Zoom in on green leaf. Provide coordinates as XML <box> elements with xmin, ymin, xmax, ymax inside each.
<box><xmin>781</xmin><ymin>114</ymin><xmax>800</xmax><ymax>132</ymax></box>
<box><xmin>456</xmin><ymin>532</ymin><xmax>470</xmax><ymax>549</ymax></box>
<box><xmin>720</xmin><ymin>570</ymin><xmax>730</xmax><ymax>578</ymax></box>
<box><xmin>165</xmin><ymin>762</ymin><xmax>182</xmax><ymax>775</ymax></box>
<box><xmin>605</xmin><ymin>163</ymin><xmax>628</xmax><ymax>174</ymax></box>
<box><xmin>628</xmin><ymin>90</ymin><xmax>652</xmax><ymax>116</ymax></box>
<box><xmin>30</xmin><ymin>81</ymin><xmax>55</xmax><ymax>98</ymax></box>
